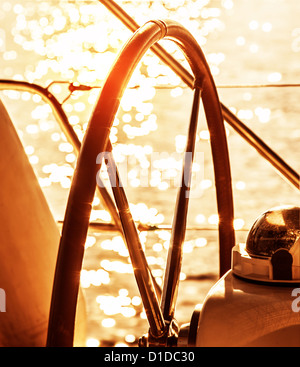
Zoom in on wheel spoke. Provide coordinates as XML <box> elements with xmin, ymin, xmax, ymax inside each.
<box><xmin>104</xmin><ymin>147</ymin><xmax>165</xmax><ymax>337</ymax></box>
<box><xmin>161</xmin><ymin>85</ymin><xmax>202</xmax><ymax>321</ymax></box>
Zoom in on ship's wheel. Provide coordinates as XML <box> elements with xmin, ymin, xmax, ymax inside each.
<box><xmin>47</xmin><ymin>19</ymin><xmax>235</xmax><ymax>347</ymax></box>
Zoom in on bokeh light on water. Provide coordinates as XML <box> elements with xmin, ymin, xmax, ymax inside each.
<box><xmin>0</xmin><ymin>0</ymin><xmax>299</xmax><ymax>346</ymax></box>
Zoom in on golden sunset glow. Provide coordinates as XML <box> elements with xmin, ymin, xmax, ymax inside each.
<box><xmin>0</xmin><ymin>0</ymin><xmax>299</xmax><ymax>348</ymax></box>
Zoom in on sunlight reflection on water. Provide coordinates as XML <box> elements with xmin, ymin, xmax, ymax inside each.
<box><xmin>0</xmin><ymin>0</ymin><xmax>299</xmax><ymax>346</ymax></box>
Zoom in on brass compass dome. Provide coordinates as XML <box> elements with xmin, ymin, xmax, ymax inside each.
<box><xmin>246</xmin><ymin>206</ymin><xmax>300</xmax><ymax>258</ymax></box>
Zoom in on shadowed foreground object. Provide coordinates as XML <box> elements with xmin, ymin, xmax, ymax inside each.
<box><xmin>195</xmin><ymin>271</ymin><xmax>300</xmax><ymax>347</ymax></box>
<box><xmin>0</xmin><ymin>99</ymin><xmax>86</xmax><ymax>346</ymax></box>
<box><xmin>183</xmin><ymin>206</ymin><xmax>300</xmax><ymax>347</ymax></box>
